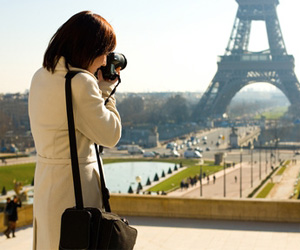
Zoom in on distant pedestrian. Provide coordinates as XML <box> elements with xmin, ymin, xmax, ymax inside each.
<box><xmin>180</xmin><ymin>180</ymin><xmax>185</xmax><ymax>191</ymax></box>
<box><xmin>235</xmin><ymin>176</ymin><xmax>237</xmax><ymax>183</ymax></box>
<box><xmin>213</xmin><ymin>175</ymin><xmax>216</xmax><ymax>184</ymax></box>
<box><xmin>207</xmin><ymin>176</ymin><xmax>210</xmax><ymax>184</ymax></box>
<box><xmin>4</xmin><ymin>196</ymin><xmax>21</xmax><ymax>238</ymax></box>
<box><xmin>3</xmin><ymin>197</ymin><xmax>11</xmax><ymax>238</ymax></box>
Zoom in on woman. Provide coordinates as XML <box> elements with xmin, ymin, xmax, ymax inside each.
<box><xmin>29</xmin><ymin>11</ymin><xmax>122</xmax><ymax>249</ymax></box>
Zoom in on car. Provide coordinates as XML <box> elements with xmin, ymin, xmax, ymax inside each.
<box><xmin>162</xmin><ymin>149</ymin><xmax>180</xmax><ymax>158</ymax></box>
<box><xmin>169</xmin><ymin>150</ymin><xmax>180</xmax><ymax>157</ymax></box>
<box><xmin>143</xmin><ymin>151</ymin><xmax>156</xmax><ymax>157</ymax></box>
<box><xmin>117</xmin><ymin>145</ymin><xmax>128</xmax><ymax>150</ymax></box>
<box><xmin>166</xmin><ymin>142</ymin><xmax>177</xmax><ymax>150</ymax></box>
<box><xmin>127</xmin><ymin>145</ymin><xmax>144</xmax><ymax>154</ymax></box>
<box><xmin>194</xmin><ymin>147</ymin><xmax>203</xmax><ymax>152</ymax></box>
<box><xmin>184</xmin><ymin>149</ymin><xmax>202</xmax><ymax>158</ymax></box>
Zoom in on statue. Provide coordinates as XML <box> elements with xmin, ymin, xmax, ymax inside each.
<box><xmin>13</xmin><ymin>180</ymin><xmax>28</xmax><ymax>202</ymax></box>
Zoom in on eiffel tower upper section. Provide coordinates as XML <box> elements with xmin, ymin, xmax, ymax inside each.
<box><xmin>226</xmin><ymin>0</ymin><xmax>286</xmax><ymax>57</ymax></box>
<box><xmin>196</xmin><ymin>0</ymin><xmax>300</xmax><ymax>120</ymax></box>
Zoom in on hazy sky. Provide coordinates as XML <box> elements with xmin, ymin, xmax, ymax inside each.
<box><xmin>1</xmin><ymin>0</ymin><xmax>300</xmax><ymax>94</ymax></box>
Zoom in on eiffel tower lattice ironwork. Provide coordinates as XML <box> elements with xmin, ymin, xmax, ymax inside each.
<box><xmin>196</xmin><ymin>0</ymin><xmax>300</xmax><ymax>120</ymax></box>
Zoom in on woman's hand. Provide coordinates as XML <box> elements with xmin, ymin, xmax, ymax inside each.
<box><xmin>97</xmin><ymin>67</ymin><xmax>121</xmax><ymax>84</ymax></box>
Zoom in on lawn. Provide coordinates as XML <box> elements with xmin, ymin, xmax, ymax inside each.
<box><xmin>256</xmin><ymin>182</ymin><xmax>275</xmax><ymax>198</ymax></box>
<box><xmin>254</xmin><ymin>107</ymin><xmax>288</xmax><ymax>120</ymax></box>
<box><xmin>276</xmin><ymin>166</ymin><xmax>286</xmax><ymax>176</ymax></box>
<box><xmin>0</xmin><ymin>163</ymin><xmax>36</xmax><ymax>191</ymax></box>
<box><xmin>147</xmin><ymin>163</ymin><xmax>223</xmax><ymax>193</ymax></box>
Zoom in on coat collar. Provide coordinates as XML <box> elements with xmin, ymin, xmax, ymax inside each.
<box><xmin>55</xmin><ymin>57</ymin><xmax>98</xmax><ymax>81</ymax></box>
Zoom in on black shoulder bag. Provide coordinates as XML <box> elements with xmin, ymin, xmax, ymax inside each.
<box><xmin>59</xmin><ymin>71</ymin><xmax>137</xmax><ymax>250</ymax></box>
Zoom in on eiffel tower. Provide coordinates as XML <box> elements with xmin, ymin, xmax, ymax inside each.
<box><xmin>196</xmin><ymin>0</ymin><xmax>300</xmax><ymax>121</ymax></box>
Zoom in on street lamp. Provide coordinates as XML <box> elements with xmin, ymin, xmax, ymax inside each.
<box><xmin>135</xmin><ymin>176</ymin><xmax>142</xmax><ymax>194</ymax></box>
<box><xmin>277</xmin><ymin>138</ymin><xmax>280</xmax><ymax>164</ymax></box>
<box><xmin>250</xmin><ymin>145</ymin><xmax>254</xmax><ymax>188</ymax></box>
<box><xmin>240</xmin><ymin>147</ymin><xmax>243</xmax><ymax>198</ymax></box>
<box><xmin>199</xmin><ymin>165</ymin><xmax>202</xmax><ymax>197</ymax></box>
<box><xmin>259</xmin><ymin>141</ymin><xmax>262</xmax><ymax>180</ymax></box>
<box><xmin>270</xmin><ymin>140</ymin><xmax>274</xmax><ymax>165</ymax></box>
<box><xmin>265</xmin><ymin>142</ymin><xmax>268</xmax><ymax>174</ymax></box>
<box><xmin>223</xmin><ymin>153</ymin><xmax>227</xmax><ymax>197</ymax></box>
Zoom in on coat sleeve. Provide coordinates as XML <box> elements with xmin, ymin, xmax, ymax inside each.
<box><xmin>71</xmin><ymin>73</ymin><xmax>122</xmax><ymax>147</ymax></box>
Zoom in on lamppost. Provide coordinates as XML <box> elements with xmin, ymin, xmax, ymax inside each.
<box><xmin>276</xmin><ymin>138</ymin><xmax>280</xmax><ymax>164</ymax></box>
<box><xmin>250</xmin><ymin>145</ymin><xmax>254</xmax><ymax>188</ymax></box>
<box><xmin>240</xmin><ymin>147</ymin><xmax>243</xmax><ymax>198</ymax></box>
<box><xmin>200</xmin><ymin>165</ymin><xmax>202</xmax><ymax>197</ymax></box>
<box><xmin>265</xmin><ymin>142</ymin><xmax>268</xmax><ymax>174</ymax></box>
<box><xmin>270</xmin><ymin>140</ymin><xmax>274</xmax><ymax>166</ymax></box>
<box><xmin>259</xmin><ymin>141</ymin><xmax>262</xmax><ymax>180</ymax></box>
<box><xmin>223</xmin><ymin>153</ymin><xmax>227</xmax><ymax>197</ymax></box>
<box><xmin>136</xmin><ymin>176</ymin><xmax>142</xmax><ymax>194</ymax></box>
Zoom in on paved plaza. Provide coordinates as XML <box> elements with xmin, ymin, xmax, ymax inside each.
<box><xmin>1</xmin><ymin>216</ymin><xmax>300</xmax><ymax>250</ymax></box>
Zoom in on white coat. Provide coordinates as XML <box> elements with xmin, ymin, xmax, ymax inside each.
<box><xmin>29</xmin><ymin>57</ymin><xmax>121</xmax><ymax>250</ymax></box>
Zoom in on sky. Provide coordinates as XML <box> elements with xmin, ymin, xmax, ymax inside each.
<box><xmin>1</xmin><ymin>0</ymin><xmax>300</xmax><ymax>94</ymax></box>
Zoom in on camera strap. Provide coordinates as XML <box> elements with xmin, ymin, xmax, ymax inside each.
<box><xmin>104</xmin><ymin>74</ymin><xmax>121</xmax><ymax>105</ymax></box>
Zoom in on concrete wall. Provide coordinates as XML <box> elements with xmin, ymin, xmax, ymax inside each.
<box><xmin>0</xmin><ymin>204</ymin><xmax>33</xmax><ymax>232</ymax></box>
<box><xmin>110</xmin><ymin>195</ymin><xmax>300</xmax><ymax>223</ymax></box>
<box><xmin>1</xmin><ymin>195</ymin><xmax>299</xmax><ymax>231</ymax></box>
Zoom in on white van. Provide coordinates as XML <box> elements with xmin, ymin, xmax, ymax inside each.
<box><xmin>127</xmin><ymin>145</ymin><xmax>144</xmax><ymax>155</ymax></box>
<box><xmin>184</xmin><ymin>149</ymin><xmax>202</xmax><ymax>158</ymax></box>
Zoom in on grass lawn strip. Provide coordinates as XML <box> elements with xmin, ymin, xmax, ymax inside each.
<box><xmin>147</xmin><ymin>164</ymin><xmax>223</xmax><ymax>193</ymax></box>
<box><xmin>276</xmin><ymin>166</ymin><xmax>286</xmax><ymax>176</ymax></box>
<box><xmin>256</xmin><ymin>182</ymin><xmax>275</xmax><ymax>198</ymax></box>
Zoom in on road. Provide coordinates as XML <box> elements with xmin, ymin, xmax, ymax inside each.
<box><xmin>0</xmin><ymin>155</ymin><xmax>37</xmax><ymax>167</ymax></box>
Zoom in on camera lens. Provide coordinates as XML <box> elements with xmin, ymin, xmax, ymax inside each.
<box><xmin>99</xmin><ymin>52</ymin><xmax>127</xmax><ymax>80</ymax></box>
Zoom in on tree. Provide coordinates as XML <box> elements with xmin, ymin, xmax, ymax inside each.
<box><xmin>162</xmin><ymin>95</ymin><xmax>189</xmax><ymax>123</ymax></box>
<box><xmin>117</xmin><ymin>96</ymin><xmax>145</xmax><ymax>123</ymax></box>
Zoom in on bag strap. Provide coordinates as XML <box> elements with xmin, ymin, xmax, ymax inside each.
<box><xmin>65</xmin><ymin>71</ymin><xmax>112</xmax><ymax>212</ymax></box>
<box><xmin>94</xmin><ymin>144</ymin><xmax>111</xmax><ymax>212</ymax></box>
<box><xmin>65</xmin><ymin>71</ymin><xmax>84</xmax><ymax>210</ymax></box>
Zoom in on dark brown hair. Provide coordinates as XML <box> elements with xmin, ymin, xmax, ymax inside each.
<box><xmin>43</xmin><ymin>11</ymin><xmax>116</xmax><ymax>72</ymax></box>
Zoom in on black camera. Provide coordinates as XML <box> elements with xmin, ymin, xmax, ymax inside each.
<box><xmin>99</xmin><ymin>52</ymin><xmax>127</xmax><ymax>80</ymax></box>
